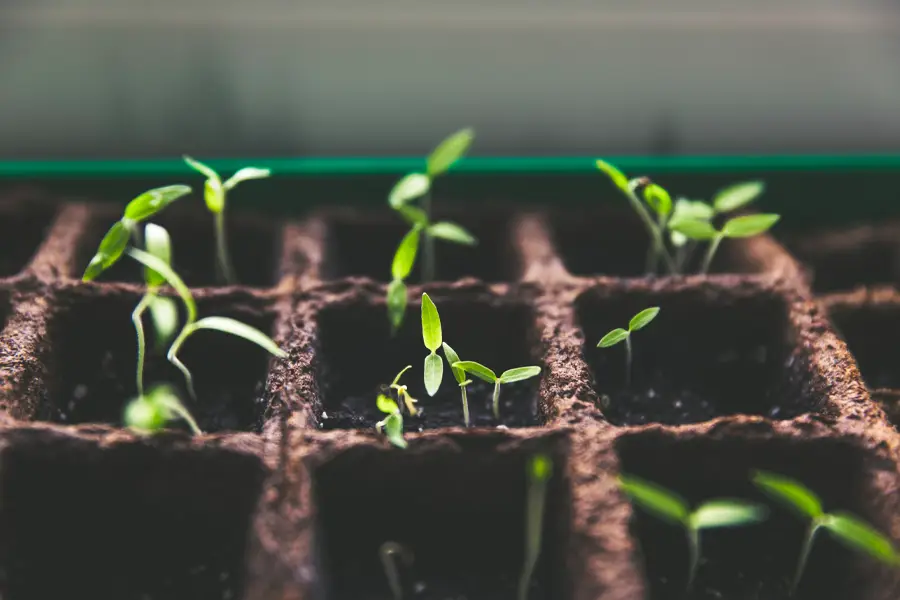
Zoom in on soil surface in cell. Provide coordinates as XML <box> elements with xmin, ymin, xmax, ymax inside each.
<box><xmin>0</xmin><ymin>206</ymin><xmax>55</xmax><ymax>276</ymax></box>
<box><xmin>331</xmin><ymin>572</ymin><xmax>546</xmax><ymax>600</ymax></box>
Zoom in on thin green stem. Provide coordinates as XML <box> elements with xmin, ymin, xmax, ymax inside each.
<box><xmin>791</xmin><ymin>522</ymin><xmax>820</xmax><ymax>595</ymax></box>
<box><xmin>167</xmin><ymin>326</ymin><xmax>197</xmax><ymax>400</ymax></box>
<box><xmin>518</xmin><ymin>469</ymin><xmax>549</xmax><ymax>600</ymax></box>
<box><xmin>132</xmin><ymin>293</ymin><xmax>154</xmax><ymax>397</ymax></box>
<box><xmin>624</xmin><ymin>334</ymin><xmax>633</xmax><ymax>387</ymax></box>
<box><xmin>421</xmin><ymin>191</ymin><xmax>435</xmax><ymax>283</ymax></box>
<box><xmin>700</xmin><ymin>235</ymin><xmax>723</xmax><ymax>275</ymax></box>
<box><xmin>625</xmin><ymin>187</ymin><xmax>676</xmax><ymax>274</ymax></box>
<box><xmin>492</xmin><ymin>380</ymin><xmax>502</xmax><ymax>419</ymax></box>
<box><xmin>461</xmin><ymin>383</ymin><xmax>470</xmax><ymax>427</ymax></box>
<box><xmin>167</xmin><ymin>399</ymin><xmax>203</xmax><ymax>436</ymax></box>
<box><xmin>645</xmin><ymin>213</ymin><xmax>668</xmax><ymax>275</ymax></box>
<box><xmin>214</xmin><ymin>209</ymin><xmax>238</xmax><ymax>285</ymax></box>
<box><xmin>379</xmin><ymin>542</ymin><xmax>409</xmax><ymax>600</ymax></box>
<box><xmin>686</xmin><ymin>526</ymin><xmax>700</xmax><ymax>593</ymax></box>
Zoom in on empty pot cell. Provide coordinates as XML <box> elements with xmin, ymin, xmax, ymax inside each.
<box><xmin>321</xmin><ymin>211</ymin><xmax>517</xmax><ymax>283</ymax></box>
<box><xmin>615</xmin><ymin>432</ymin><xmax>893</xmax><ymax>600</ymax></box>
<box><xmin>0</xmin><ymin>440</ymin><xmax>266</xmax><ymax>600</ymax></box>
<box><xmin>313</xmin><ymin>436</ymin><xmax>569</xmax><ymax>600</ymax></box>
<box><xmin>828</xmin><ymin>301</ymin><xmax>900</xmax><ymax>391</ymax></box>
<box><xmin>576</xmin><ymin>284</ymin><xmax>815</xmax><ymax>425</ymax></box>
<box><xmin>0</xmin><ymin>202</ymin><xmax>57</xmax><ymax>277</ymax></box>
<box><xmin>316</xmin><ymin>294</ymin><xmax>542</xmax><ymax>430</ymax></box>
<box><xmin>40</xmin><ymin>288</ymin><xmax>278</xmax><ymax>433</ymax></box>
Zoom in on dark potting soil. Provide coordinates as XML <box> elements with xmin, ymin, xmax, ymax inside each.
<box><xmin>0</xmin><ymin>204</ymin><xmax>56</xmax><ymax>277</ymax></box>
<box><xmin>325</xmin><ymin>570</ymin><xmax>546</xmax><ymax>600</ymax></box>
<box><xmin>828</xmin><ymin>304</ymin><xmax>900</xmax><ymax>391</ymax></box>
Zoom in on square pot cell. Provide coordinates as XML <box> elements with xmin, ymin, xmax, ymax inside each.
<box><xmin>320</xmin><ymin>211</ymin><xmax>518</xmax><ymax>283</ymax></box>
<box><xmin>615</xmin><ymin>433</ymin><xmax>892</xmax><ymax>600</ymax></box>
<box><xmin>0</xmin><ymin>441</ymin><xmax>266</xmax><ymax>600</ymax></box>
<box><xmin>315</xmin><ymin>295</ymin><xmax>543</xmax><ymax>431</ymax></box>
<box><xmin>576</xmin><ymin>285</ymin><xmax>816</xmax><ymax>426</ymax></box>
<box><xmin>313</xmin><ymin>437</ymin><xmax>569</xmax><ymax>600</ymax></box>
<box><xmin>827</xmin><ymin>301</ymin><xmax>900</xmax><ymax>391</ymax></box>
<box><xmin>39</xmin><ymin>288</ymin><xmax>278</xmax><ymax>433</ymax></box>
<box><xmin>0</xmin><ymin>201</ymin><xmax>57</xmax><ymax>277</ymax></box>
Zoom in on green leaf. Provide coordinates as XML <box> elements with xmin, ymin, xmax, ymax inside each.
<box><xmin>619</xmin><ymin>475</ymin><xmax>690</xmax><ymax>526</ymax></box>
<box><xmin>691</xmin><ymin>500</ymin><xmax>769</xmax><ymax>530</ymax></box>
<box><xmin>529</xmin><ymin>454</ymin><xmax>553</xmax><ymax>482</ymax></box>
<box><xmin>421</xmin><ymin>293</ymin><xmax>442</xmax><ymax>352</ymax></box>
<box><xmin>397</xmin><ymin>205</ymin><xmax>429</xmax><ymax>227</ymax></box>
<box><xmin>224</xmin><ymin>167</ymin><xmax>271</xmax><ymax>190</ymax></box>
<box><xmin>382</xmin><ymin>412</ymin><xmax>408</xmax><ymax>449</ymax></box>
<box><xmin>629</xmin><ymin>307</ymin><xmax>660</xmax><ymax>332</ymax></box>
<box><xmin>451</xmin><ymin>360</ymin><xmax>497</xmax><ymax>383</ymax></box>
<box><xmin>669</xmin><ymin>218</ymin><xmax>719</xmax><ymax>241</ymax></box>
<box><xmin>392</xmin><ymin>227</ymin><xmax>420</xmax><ymax>280</ymax></box>
<box><xmin>822</xmin><ymin>513</ymin><xmax>899</xmax><ymax>564</ymax></box>
<box><xmin>83</xmin><ymin>220</ymin><xmax>131</xmax><ymax>281</ymax></box>
<box><xmin>672</xmin><ymin>198</ymin><xmax>715</xmax><ymax>222</ymax></box>
<box><xmin>376</xmin><ymin>393</ymin><xmax>400</xmax><ymax>415</ymax></box>
<box><xmin>442</xmin><ymin>342</ymin><xmax>465</xmax><ymax>384</ymax></box>
<box><xmin>644</xmin><ymin>184</ymin><xmax>672</xmax><ymax>217</ymax></box>
<box><xmin>424</xmin><ymin>353</ymin><xmax>444</xmax><ymax>396</ymax></box>
<box><xmin>123</xmin><ymin>184</ymin><xmax>192</xmax><ymax>222</ymax></box>
<box><xmin>183</xmin><ymin>155</ymin><xmax>221</xmax><ymax>183</ymax></box>
<box><xmin>427</xmin><ymin>128</ymin><xmax>474</xmax><ymax>177</ymax></box>
<box><xmin>752</xmin><ymin>471</ymin><xmax>823</xmax><ymax>519</ymax></box>
<box><xmin>713</xmin><ymin>181</ymin><xmax>764</xmax><ymax>214</ymax></box>
<box><xmin>143</xmin><ymin>223</ymin><xmax>172</xmax><ymax>288</ymax></box>
<box><xmin>204</xmin><ymin>178</ymin><xmax>225</xmax><ymax>214</ymax></box>
<box><xmin>595</xmin><ymin>160</ymin><xmax>630</xmax><ymax>194</ymax></box>
<box><xmin>389</xmin><ymin>173</ymin><xmax>431</xmax><ymax>208</ymax></box>
<box><xmin>391</xmin><ymin>365</ymin><xmax>413</xmax><ymax>388</ymax></box>
<box><xmin>427</xmin><ymin>222</ymin><xmax>477</xmax><ymax>246</ymax></box>
<box><xmin>499</xmin><ymin>366</ymin><xmax>541</xmax><ymax>384</ymax></box>
<box><xmin>387</xmin><ymin>279</ymin><xmax>408</xmax><ymax>333</ymax></box>
<box><xmin>148</xmin><ymin>296</ymin><xmax>179</xmax><ymax>348</ymax></box>
<box><xmin>598</xmin><ymin>328</ymin><xmax>629</xmax><ymax>348</ymax></box>
<box><xmin>722</xmin><ymin>214</ymin><xmax>780</xmax><ymax>238</ymax></box>
<box><xmin>126</xmin><ymin>248</ymin><xmax>197</xmax><ymax>324</ymax></box>
<box><xmin>189</xmin><ymin>316</ymin><xmax>287</xmax><ymax>358</ymax></box>
<box><xmin>124</xmin><ymin>394</ymin><xmax>167</xmax><ymax>433</ymax></box>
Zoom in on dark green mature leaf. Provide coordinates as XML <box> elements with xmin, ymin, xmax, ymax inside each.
<box><xmin>644</xmin><ymin>184</ymin><xmax>672</xmax><ymax>217</ymax></box>
<box><xmin>529</xmin><ymin>454</ymin><xmax>553</xmax><ymax>482</ymax></box>
<box><xmin>421</xmin><ymin>293</ymin><xmax>442</xmax><ymax>352</ymax></box>
<box><xmin>148</xmin><ymin>296</ymin><xmax>179</xmax><ymax>348</ymax></box>
<box><xmin>428</xmin><ymin>222</ymin><xmax>477</xmax><ymax>245</ymax></box>
<box><xmin>752</xmin><ymin>471</ymin><xmax>823</xmax><ymax>519</ymax></box>
<box><xmin>123</xmin><ymin>185</ymin><xmax>192</xmax><ymax>221</ymax></box>
<box><xmin>382</xmin><ymin>412</ymin><xmax>408</xmax><ymax>449</ymax></box>
<box><xmin>389</xmin><ymin>173</ymin><xmax>431</xmax><ymax>208</ymax></box>
<box><xmin>691</xmin><ymin>500</ymin><xmax>769</xmax><ymax>530</ymax></box>
<box><xmin>392</xmin><ymin>227</ymin><xmax>420</xmax><ymax>280</ymax></box>
<box><xmin>224</xmin><ymin>167</ymin><xmax>271</xmax><ymax>190</ymax></box>
<box><xmin>427</xmin><ymin>128</ymin><xmax>474</xmax><ymax>177</ymax></box>
<box><xmin>499</xmin><ymin>366</ymin><xmax>541</xmax><ymax>384</ymax></box>
<box><xmin>595</xmin><ymin>160</ymin><xmax>630</xmax><ymax>194</ymax></box>
<box><xmin>598</xmin><ymin>328</ymin><xmax>629</xmax><ymax>348</ymax></box>
<box><xmin>83</xmin><ymin>220</ymin><xmax>131</xmax><ymax>281</ymax></box>
<box><xmin>190</xmin><ymin>316</ymin><xmax>287</xmax><ymax>358</ymax></box>
<box><xmin>823</xmin><ymin>513</ymin><xmax>900</xmax><ymax>564</ymax></box>
<box><xmin>619</xmin><ymin>475</ymin><xmax>690</xmax><ymax>526</ymax></box>
<box><xmin>442</xmin><ymin>342</ymin><xmax>466</xmax><ymax>384</ymax></box>
<box><xmin>452</xmin><ymin>361</ymin><xmax>497</xmax><ymax>383</ymax></box>
<box><xmin>713</xmin><ymin>181</ymin><xmax>764</xmax><ymax>214</ymax></box>
<box><xmin>669</xmin><ymin>218</ymin><xmax>719</xmax><ymax>241</ymax></box>
<box><xmin>424</xmin><ymin>353</ymin><xmax>444</xmax><ymax>396</ymax></box>
<box><xmin>143</xmin><ymin>223</ymin><xmax>172</xmax><ymax>288</ymax></box>
<box><xmin>127</xmin><ymin>248</ymin><xmax>197</xmax><ymax>324</ymax></box>
<box><xmin>629</xmin><ymin>307</ymin><xmax>660</xmax><ymax>332</ymax></box>
<box><xmin>722</xmin><ymin>214</ymin><xmax>780</xmax><ymax>238</ymax></box>
<box><xmin>387</xmin><ymin>279</ymin><xmax>408</xmax><ymax>332</ymax></box>
<box><xmin>376</xmin><ymin>393</ymin><xmax>400</xmax><ymax>415</ymax></box>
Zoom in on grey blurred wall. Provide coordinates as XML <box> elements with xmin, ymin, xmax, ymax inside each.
<box><xmin>1</xmin><ymin>0</ymin><xmax>900</xmax><ymax>157</ymax></box>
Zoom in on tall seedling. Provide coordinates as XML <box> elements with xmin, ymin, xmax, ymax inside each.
<box><xmin>421</xmin><ymin>293</ymin><xmax>444</xmax><ymax>397</ymax></box>
<box><xmin>519</xmin><ymin>454</ymin><xmax>553</xmax><ymax>600</ymax></box>
<box><xmin>451</xmin><ymin>361</ymin><xmax>541</xmax><ymax>420</ymax></box>
<box><xmin>442</xmin><ymin>342</ymin><xmax>472</xmax><ymax>426</ymax></box>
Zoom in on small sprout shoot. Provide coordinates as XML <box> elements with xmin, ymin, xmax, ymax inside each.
<box><xmin>451</xmin><ymin>361</ymin><xmax>541</xmax><ymax>420</ymax></box>
<box><xmin>124</xmin><ymin>383</ymin><xmax>202</xmax><ymax>436</ymax></box>
<box><xmin>184</xmin><ymin>156</ymin><xmax>271</xmax><ymax>285</ymax></box>
<box><xmin>379</xmin><ymin>541</ymin><xmax>414</xmax><ymax>600</ymax></box>
<box><xmin>519</xmin><ymin>453</ymin><xmax>552</xmax><ymax>600</ymax></box>
<box><xmin>619</xmin><ymin>474</ymin><xmax>768</xmax><ymax>592</ymax></box>
<box><xmin>753</xmin><ymin>470</ymin><xmax>900</xmax><ymax>594</ymax></box>
<box><xmin>376</xmin><ymin>393</ymin><xmax>407</xmax><ymax>449</ymax></box>
<box><xmin>597</xmin><ymin>307</ymin><xmax>659</xmax><ymax>387</ymax></box>
<box><xmin>669</xmin><ymin>213</ymin><xmax>780</xmax><ymax>275</ymax></box>
<box><xmin>390</xmin><ymin>365</ymin><xmax>418</xmax><ymax>416</ymax></box>
<box><xmin>421</xmin><ymin>293</ymin><xmax>444</xmax><ymax>396</ymax></box>
<box><xmin>669</xmin><ymin>198</ymin><xmax>715</xmax><ymax>270</ymax></box>
<box><xmin>442</xmin><ymin>342</ymin><xmax>471</xmax><ymax>426</ymax></box>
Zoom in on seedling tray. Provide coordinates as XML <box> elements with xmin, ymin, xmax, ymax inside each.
<box><xmin>0</xmin><ymin>156</ymin><xmax>899</xmax><ymax>600</ymax></box>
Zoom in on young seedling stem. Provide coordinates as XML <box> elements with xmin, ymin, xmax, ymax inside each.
<box><xmin>519</xmin><ymin>454</ymin><xmax>552</xmax><ymax>600</ymax></box>
<box><xmin>421</xmin><ymin>191</ymin><xmax>436</xmax><ymax>283</ymax></box>
<box><xmin>597</xmin><ymin>307</ymin><xmax>659</xmax><ymax>387</ymax></box>
<box><xmin>124</xmin><ymin>383</ymin><xmax>202</xmax><ymax>436</ymax></box>
<box><xmin>379</xmin><ymin>541</ymin><xmax>414</xmax><ymax>600</ymax></box>
<box><xmin>442</xmin><ymin>342</ymin><xmax>471</xmax><ymax>426</ymax></box>
<box><xmin>451</xmin><ymin>361</ymin><xmax>541</xmax><ymax>420</ymax></box>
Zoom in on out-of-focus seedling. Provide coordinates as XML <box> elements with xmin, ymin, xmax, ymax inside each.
<box><xmin>124</xmin><ymin>383</ymin><xmax>202</xmax><ymax>436</ymax></box>
<box><xmin>519</xmin><ymin>453</ymin><xmax>553</xmax><ymax>600</ymax></box>
<box><xmin>376</xmin><ymin>392</ymin><xmax>408</xmax><ymax>449</ymax></box>
<box><xmin>620</xmin><ymin>474</ymin><xmax>768</xmax><ymax>592</ymax></box>
<box><xmin>597</xmin><ymin>307</ymin><xmax>659</xmax><ymax>387</ymax></box>
<box><xmin>451</xmin><ymin>361</ymin><xmax>541</xmax><ymax>420</ymax></box>
<box><xmin>753</xmin><ymin>470</ymin><xmax>900</xmax><ymax>594</ymax></box>
<box><xmin>379</xmin><ymin>541</ymin><xmax>414</xmax><ymax>600</ymax></box>
<box><xmin>184</xmin><ymin>156</ymin><xmax>271</xmax><ymax>285</ymax></box>
<box><xmin>421</xmin><ymin>293</ymin><xmax>444</xmax><ymax>397</ymax></box>
<box><xmin>442</xmin><ymin>342</ymin><xmax>472</xmax><ymax>426</ymax></box>
<box><xmin>669</xmin><ymin>213</ymin><xmax>780</xmax><ymax>275</ymax></box>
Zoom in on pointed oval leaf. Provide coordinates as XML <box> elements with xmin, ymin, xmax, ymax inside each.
<box><xmin>204</xmin><ymin>178</ymin><xmax>225</xmax><ymax>214</ymax></box>
<box><xmin>619</xmin><ymin>475</ymin><xmax>690</xmax><ymax>525</ymax></box>
<box><xmin>644</xmin><ymin>184</ymin><xmax>672</xmax><ymax>217</ymax></box>
<box><xmin>424</xmin><ymin>352</ymin><xmax>444</xmax><ymax>396</ymax></box>
<box><xmin>595</xmin><ymin>160</ymin><xmax>630</xmax><ymax>194</ymax></box>
<box><xmin>148</xmin><ymin>296</ymin><xmax>179</xmax><ymax>347</ymax></box>
<box><xmin>389</xmin><ymin>173</ymin><xmax>431</xmax><ymax>208</ymax></box>
<box><xmin>427</xmin><ymin>222</ymin><xmax>477</xmax><ymax>246</ymax></box>
<box><xmin>451</xmin><ymin>360</ymin><xmax>497</xmax><ymax>383</ymax></box>
<box><xmin>83</xmin><ymin>220</ymin><xmax>131</xmax><ymax>281</ymax></box>
<box><xmin>391</xmin><ymin>365</ymin><xmax>413</xmax><ymax>388</ymax></box>
<box><xmin>123</xmin><ymin>185</ymin><xmax>192</xmax><ymax>222</ymax></box>
<box><xmin>752</xmin><ymin>471</ymin><xmax>823</xmax><ymax>518</ymax></box>
<box><xmin>183</xmin><ymin>155</ymin><xmax>221</xmax><ymax>183</ymax></box>
<box><xmin>672</xmin><ymin>198</ymin><xmax>715</xmax><ymax>223</ymax></box>
<box><xmin>224</xmin><ymin>167</ymin><xmax>271</xmax><ymax>190</ymax></box>
<box><xmin>499</xmin><ymin>366</ymin><xmax>541</xmax><ymax>384</ymax></box>
<box><xmin>126</xmin><ymin>248</ymin><xmax>197</xmax><ymax>324</ymax></box>
<box><xmin>383</xmin><ymin>412</ymin><xmax>408</xmax><ymax>449</ymax></box>
<box><xmin>421</xmin><ymin>293</ymin><xmax>442</xmax><ymax>352</ymax></box>
<box><xmin>376</xmin><ymin>393</ymin><xmax>400</xmax><ymax>415</ymax></box>
<box><xmin>392</xmin><ymin>227</ymin><xmax>421</xmax><ymax>280</ymax></box>
<box><xmin>427</xmin><ymin>128</ymin><xmax>474</xmax><ymax>177</ymax></box>
<box><xmin>529</xmin><ymin>454</ymin><xmax>553</xmax><ymax>482</ymax></box>
<box><xmin>189</xmin><ymin>316</ymin><xmax>287</xmax><ymax>358</ymax></box>
<box><xmin>629</xmin><ymin>307</ymin><xmax>660</xmax><ymax>332</ymax></box>
<box><xmin>143</xmin><ymin>223</ymin><xmax>172</xmax><ymax>287</ymax></box>
<box><xmin>387</xmin><ymin>279</ymin><xmax>408</xmax><ymax>333</ymax></box>
<box><xmin>823</xmin><ymin>513</ymin><xmax>899</xmax><ymax>564</ymax></box>
<box><xmin>124</xmin><ymin>395</ymin><xmax>168</xmax><ymax>433</ymax></box>
<box><xmin>713</xmin><ymin>181</ymin><xmax>764</xmax><ymax>214</ymax></box>
<box><xmin>598</xmin><ymin>328</ymin><xmax>629</xmax><ymax>348</ymax></box>
<box><xmin>442</xmin><ymin>342</ymin><xmax>465</xmax><ymax>384</ymax></box>
<box><xmin>722</xmin><ymin>214</ymin><xmax>780</xmax><ymax>238</ymax></box>
<box><xmin>692</xmin><ymin>500</ymin><xmax>769</xmax><ymax>530</ymax></box>
<box><xmin>669</xmin><ymin>218</ymin><xmax>719</xmax><ymax>241</ymax></box>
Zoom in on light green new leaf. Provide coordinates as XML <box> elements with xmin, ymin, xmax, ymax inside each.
<box><xmin>598</xmin><ymin>328</ymin><xmax>629</xmax><ymax>348</ymax></box>
<box><xmin>672</xmin><ymin>199</ymin><xmax>715</xmax><ymax>222</ymax></box>
<box><xmin>387</xmin><ymin>279</ymin><xmax>408</xmax><ymax>332</ymax></box>
<box><xmin>428</xmin><ymin>222</ymin><xmax>477</xmax><ymax>246</ymax></box>
<box><xmin>691</xmin><ymin>500</ymin><xmax>768</xmax><ymax>530</ymax></box>
<box><xmin>148</xmin><ymin>296</ymin><xmax>179</xmax><ymax>348</ymax></box>
<box><xmin>619</xmin><ymin>475</ymin><xmax>690</xmax><ymax>525</ymax></box>
<box><xmin>499</xmin><ymin>366</ymin><xmax>541</xmax><ymax>384</ymax></box>
<box><xmin>595</xmin><ymin>160</ymin><xmax>630</xmax><ymax>194</ymax></box>
<box><xmin>183</xmin><ymin>155</ymin><xmax>221</xmax><ymax>183</ymax></box>
<box><xmin>389</xmin><ymin>173</ymin><xmax>431</xmax><ymax>208</ymax></box>
<box><xmin>391</xmin><ymin>365</ymin><xmax>413</xmax><ymax>388</ymax></box>
<box><xmin>424</xmin><ymin>353</ymin><xmax>444</xmax><ymax>396</ymax></box>
<box><xmin>823</xmin><ymin>513</ymin><xmax>900</xmax><ymax>564</ymax></box>
<box><xmin>752</xmin><ymin>471</ymin><xmax>823</xmax><ymax>519</ymax></box>
<box><xmin>669</xmin><ymin>218</ymin><xmax>719</xmax><ymax>241</ymax></box>
<box><xmin>442</xmin><ymin>342</ymin><xmax>465</xmax><ymax>384</ymax></box>
<box><xmin>644</xmin><ymin>184</ymin><xmax>672</xmax><ymax>217</ymax></box>
<box><xmin>530</xmin><ymin>454</ymin><xmax>553</xmax><ymax>482</ymax></box>
<box><xmin>83</xmin><ymin>220</ymin><xmax>131</xmax><ymax>281</ymax></box>
<box><xmin>224</xmin><ymin>167</ymin><xmax>271</xmax><ymax>190</ymax></box>
<box><xmin>713</xmin><ymin>181</ymin><xmax>764</xmax><ymax>214</ymax></box>
<box><xmin>722</xmin><ymin>214</ymin><xmax>780</xmax><ymax>238</ymax></box>
<box><xmin>190</xmin><ymin>316</ymin><xmax>287</xmax><ymax>358</ymax></box>
<box><xmin>629</xmin><ymin>307</ymin><xmax>660</xmax><ymax>332</ymax></box>
<box><xmin>123</xmin><ymin>184</ymin><xmax>192</xmax><ymax>222</ymax></box>
<box><xmin>397</xmin><ymin>205</ymin><xmax>429</xmax><ymax>227</ymax></box>
<box><xmin>392</xmin><ymin>227</ymin><xmax>420</xmax><ymax>280</ymax></box>
<box><xmin>376</xmin><ymin>393</ymin><xmax>400</xmax><ymax>415</ymax></box>
<box><xmin>143</xmin><ymin>223</ymin><xmax>172</xmax><ymax>288</ymax></box>
<box><xmin>382</xmin><ymin>412</ymin><xmax>408</xmax><ymax>449</ymax></box>
<box><xmin>427</xmin><ymin>128</ymin><xmax>474</xmax><ymax>177</ymax></box>
<box><xmin>421</xmin><ymin>293</ymin><xmax>442</xmax><ymax>352</ymax></box>
<box><xmin>452</xmin><ymin>361</ymin><xmax>497</xmax><ymax>383</ymax></box>
<box><xmin>124</xmin><ymin>394</ymin><xmax>167</xmax><ymax>433</ymax></box>
<box><xmin>127</xmin><ymin>248</ymin><xmax>197</xmax><ymax>324</ymax></box>
<box><xmin>204</xmin><ymin>178</ymin><xmax>225</xmax><ymax>214</ymax></box>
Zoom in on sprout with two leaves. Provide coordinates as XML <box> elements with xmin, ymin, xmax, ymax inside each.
<box><xmin>442</xmin><ymin>342</ymin><xmax>473</xmax><ymax>427</ymax></box>
<box><xmin>597</xmin><ymin>307</ymin><xmax>659</xmax><ymax>387</ymax></box>
<box><xmin>519</xmin><ymin>454</ymin><xmax>553</xmax><ymax>600</ymax></box>
<box><xmin>619</xmin><ymin>475</ymin><xmax>769</xmax><ymax>592</ymax></box>
<box><xmin>670</xmin><ymin>213</ymin><xmax>780</xmax><ymax>275</ymax></box>
<box><xmin>124</xmin><ymin>383</ymin><xmax>202</xmax><ymax>436</ymax></box>
<box><xmin>451</xmin><ymin>361</ymin><xmax>541</xmax><ymax>420</ymax></box>
<box><xmin>375</xmin><ymin>366</ymin><xmax>418</xmax><ymax>449</ymax></box>
<box><xmin>421</xmin><ymin>293</ymin><xmax>445</xmax><ymax>397</ymax></box>
<box><xmin>183</xmin><ymin>156</ymin><xmax>271</xmax><ymax>285</ymax></box>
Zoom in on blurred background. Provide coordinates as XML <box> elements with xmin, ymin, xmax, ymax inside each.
<box><xmin>2</xmin><ymin>0</ymin><xmax>900</xmax><ymax>158</ymax></box>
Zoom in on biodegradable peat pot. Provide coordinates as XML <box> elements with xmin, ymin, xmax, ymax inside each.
<box><xmin>0</xmin><ymin>197</ymin><xmax>898</xmax><ymax>600</ymax></box>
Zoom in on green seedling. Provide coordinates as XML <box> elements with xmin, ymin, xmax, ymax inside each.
<box><xmin>451</xmin><ymin>361</ymin><xmax>541</xmax><ymax>420</ymax></box>
<box><xmin>421</xmin><ymin>293</ymin><xmax>444</xmax><ymax>396</ymax></box>
<box><xmin>619</xmin><ymin>474</ymin><xmax>768</xmax><ymax>592</ymax></box>
<box><xmin>184</xmin><ymin>156</ymin><xmax>271</xmax><ymax>285</ymax></box>
<box><xmin>124</xmin><ymin>383</ymin><xmax>202</xmax><ymax>436</ymax></box>
<box><xmin>519</xmin><ymin>453</ymin><xmax>553</xmax><ymax>600</ymax></box>
<box><xmin>753</xmin><ymin>470</ymin><xmax>900</xmax><ymax>594</ymax></box>
<box><xmin>442</xmin><ymin>342</ymin><xmax>472</xmax><ymax>427</ymax></box>
<box><xmin>82</xmin><ymin>184</ymin><xmax>192</xmax><ymax>281</ymax></box>
<box><xmin>379</xmin><ymin>541</ymin><xmax>414</xmax><ymax>600</ymax></box>
<box><xmin>670</xmin><ymin>213</ymin><xmax>780</xmax><ymax>275</ymax></box>
<box><xmin>376</xmin><ymin>392</ymin><xmax>408</xmax><ymax>449</ymax></box>
<box><xmin>126</xmin><ymin>248</ymin><xmax>287</xmax><ymax>399</ymax></box>
<box><xmin>597</xmin><ymin>307</ymin><xmax>659</xmax><ymax>387</ymax></box>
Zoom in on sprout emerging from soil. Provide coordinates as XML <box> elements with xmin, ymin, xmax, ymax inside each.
<box><xmin>183</xmin><ymin>156</ymin><xmax>271</xmax><ymax>285</ymax></box>
<box><xmin>753</xmin><ymin>470</ymin><xmax>900</xmax><ymax>594</ymax></box>
<box><xmin>126</xmin><ymin>248</ymin><xmax>287</xmax><ymax>399</ymax></box>
<box><xmin>669</xmin><ymin>213</ymin><xmax>780</xmax><ymax>275</ymax></box>
<box><xmin>597</xmin><ymin>307</ymin><xmax>659</xmax><ymax>387</ymax></box>
<box><xmin>375</xmin><ymin>366</ymin><xmax>416</xmax><ymax>449</ymax></box>
<box><xmin>442</xmin><ymin>342</ymin><xmax>472</xmax><ymax>427</ymax></box>
<box><xmin>519</xmin><ymin>453</ymin><xmax>552</xmax><ymax>600</ymax></box>
<box><xmin>619</xmin><ymin>474</ymin><xmax>769</xmax><ymax>592</ymax></box>
<box><xmin>379</xmin><ymin>541</ymin><xmax>414</xmax><ymax>600</ymax></box>
<box><xmin>451</xmin><ymin>361</ymin><xmax>541</xmax><ymax>420</ymax></box>
<box><xmin>124</xmin><ymin>383</ymin><xmax>202</xmax><ymax>436</ymax></box>
<box><xmin>421</xmin><ymin>293</ymin><xmax>445</xmax><ymax>396</ymax></box>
